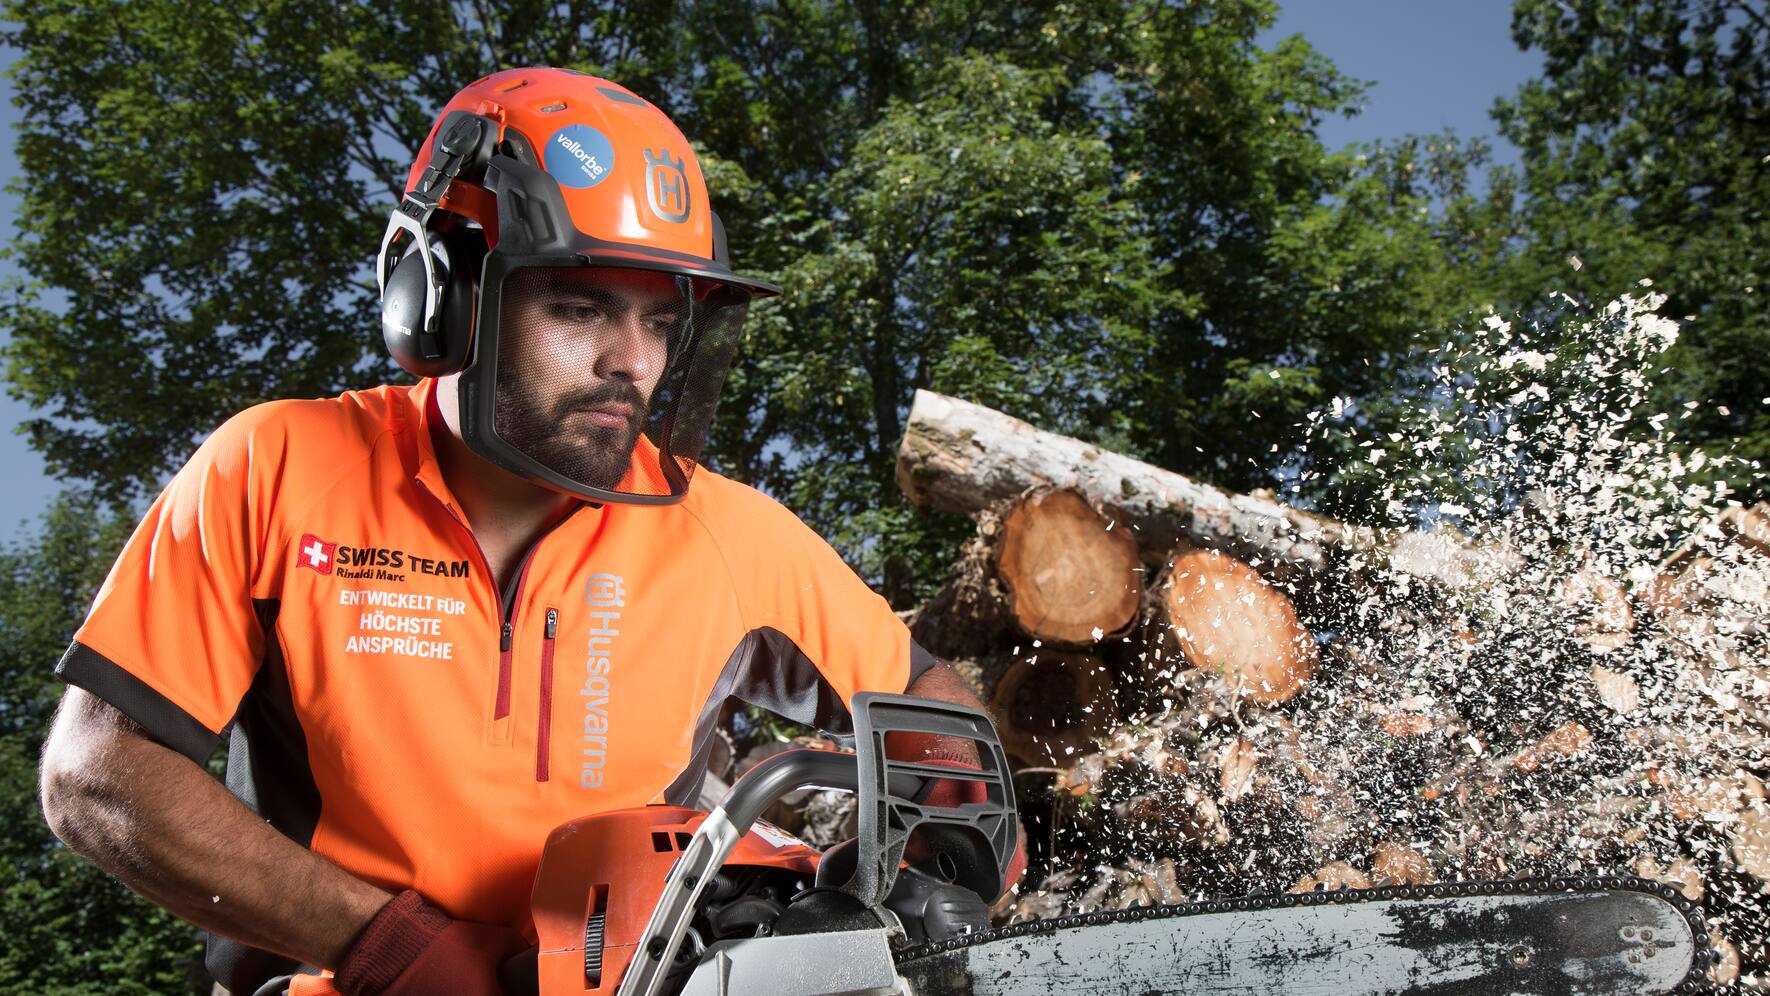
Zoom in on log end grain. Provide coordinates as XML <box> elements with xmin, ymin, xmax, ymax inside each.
<box><xmin>1288</xmin><ymin>861</ymin><xmax>1370</xmax><ymax>894</ymax></box>
<box><xmin>1370</xmin><ymin>842</ymin><xmax>1437</xmax><ymax>886</ymax></box>
<box><xmin>988</xmin><ymin>651</ymin><xmax>1116</xmax><ymax>765</ymax></box>
<box><xmin>1731</xmin><ymin>802</ymin><xmax>1770</xmax><ymax>885</ymax></box>
<box><xmin>996</xmin><ymin>489</ymin><xmax>1142</xmax><ymax>645</ymax></box>
<box><xmin>1159</xmin><ymin>548</ymin><xmax>1319</xmax><ymax>706</ymax></box>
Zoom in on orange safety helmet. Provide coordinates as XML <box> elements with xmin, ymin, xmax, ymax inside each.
<box><xmin>377</xmin><ymin>67</ymin><xmax>780</xmax><ymax>505</ymax></box>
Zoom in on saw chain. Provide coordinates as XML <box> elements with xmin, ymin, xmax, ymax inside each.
<box><xmin>892</xmin><ymin>873</ymin><xmax>1716</xmax><ymax>992</ymax></box>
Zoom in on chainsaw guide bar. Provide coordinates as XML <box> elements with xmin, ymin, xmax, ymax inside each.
<box><xmin>893</xmin><ymin>874</ymin><xmax>1713</xmax><ymax>995</ymax></box>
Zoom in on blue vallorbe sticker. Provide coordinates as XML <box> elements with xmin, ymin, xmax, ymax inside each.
<box><xmin>545</xmin><ymin>124</ymin><xmax>617</xmax><ymax>189</ymax></box>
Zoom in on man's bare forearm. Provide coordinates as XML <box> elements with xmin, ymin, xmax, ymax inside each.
<box><xmin>897</xmin><ymin>660</ymin><xmax>987</xmax><ymax>764</ymax></box>
<box><xmin>39</xmin><ymin>688</ymin><xmax>392</xmax><ymax>970</ymax></box>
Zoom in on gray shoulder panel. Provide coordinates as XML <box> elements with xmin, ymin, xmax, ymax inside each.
<box><xmin>661</xmin><ymin>627</ymin><xmax>849</xmax><ymax>806</ymax></box>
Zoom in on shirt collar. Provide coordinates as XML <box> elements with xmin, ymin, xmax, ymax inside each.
<box><xmin>398</xmin><ymin>378</ymin><xmax>458</xmax><ymax>509</ymax></box>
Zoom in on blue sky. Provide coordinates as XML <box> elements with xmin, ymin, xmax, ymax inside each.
<box><xmin>0</xmin><ymin>3</ymin><xmax>1544</xmax><ymax>543</ymax></box>
<box><xmin>1265</xmin><ymin>1</ymin><xmax>1541</xmax><ymax>172</ymax></box>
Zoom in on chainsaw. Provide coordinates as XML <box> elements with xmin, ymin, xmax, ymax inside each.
<box><xmin>507</xmin><ymin>693</ymin><xmax>1713</xmax><ymax>995</ymax></box>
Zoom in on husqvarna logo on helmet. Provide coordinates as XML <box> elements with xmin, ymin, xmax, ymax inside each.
<box><xmin>544</xmin><ymin>124</ymin><xmax>616</xmax><ymax>189</ymax></box>
<box><xmin>643</xmin><ymin>148</ymin><xmax>691</xmax><ymax>223</ymax></box>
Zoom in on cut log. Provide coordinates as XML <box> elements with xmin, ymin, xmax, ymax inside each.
<box><xmin>1511</xmin><ymin>722</ymin><xmax>1593</xmax><ymax>773</ymax></box>
<box><xmin>1646</xmin><ymin>503</ymin><xmax>1770</xmax><ymax>638</ymax></box>
<box><xmin>1631</xmin><ymin>855</ymin><xmax>1702</xmax><ymax>902</ymax></box>
<box><xmin>1113</xmin><ymin>788</ymin><xmax>1228</xmax><ymax>848</ymax></box>
<box><xmin>988</xmin><ymin>650</ymin><xmax>1116</xmax><ymax>765</ymax></box>
<box><xmin>1732</xmin><ymin>801</ymin><xmax>1770</xmax><ymax>885</ymax></box>
<box><xmin>1659</xmin><ymin>501</ymin><xmax>1770</xmax><ymax>574</ymax></box>
<box><xmin>1589</xmin><ymin>665</ymin><xmax>1641</xmax><ymax>717</ymax></box>
<box><xmin>897</xmin><ymin>393</ymin><xmax>1770</xmax><ymax>971</ymax></box>
<box><xmin>1643</xmin><ymin>555</ymin><xmax>1720</xmax><ymax>618</ymax></box>
<box><xmin>1270</xmin><ymin>717</ymin><xmax>1367</xmax><ymax>849</ymax></box>
<box><xmin>1382</xmin><ymin>713</ymin><xmax>1434</xmax><ymax>737</ymax></box>
<box><xmin>895</xmin><ymin>389</ymin><xmax>1514</xmax><ymax>587</ymax></box>
<box><xmin>1707</xmin><ymin>932</ymin><xmax>1740</xmax><ymax>988</ymax></box>
<box><xmin>994</xmin><ymin>489</ymin><xmax>1142</xmax><ymax>644</ymax></box>
<box><xmin>1217</xmin><ymin>737</ymin><xmax>1258</xmax><ymax>802</ymax></box>
<box><xmin>1153</xmin><ymin>549</ymin><xmax>1318</xmax><ymax>706</ymax></box>
<box><xmin>1729</xmin><ymin>501</ymin><xmax>1770</xmax><ymax>556</ymax></box>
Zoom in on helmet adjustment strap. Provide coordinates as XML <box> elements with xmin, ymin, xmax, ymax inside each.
<box><xmin>412</xmin><ymin>114</ymin><xmax>490</xmax><ymax>207</ymax></box>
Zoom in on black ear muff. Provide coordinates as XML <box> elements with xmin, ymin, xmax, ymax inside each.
<box><xmin>381</xmin><ymin>227</ymin><xmax>482</xmax><ymax>377</ymax></box>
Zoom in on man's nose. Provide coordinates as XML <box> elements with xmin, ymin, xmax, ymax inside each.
<box><xmin>591</xmin><ymin>313</ymin><xmax>660</xmax><ymax>384</ymax></box>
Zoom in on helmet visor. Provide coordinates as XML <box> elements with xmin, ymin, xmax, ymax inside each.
<box><xmin>485</xmin><ymin>263</ymin><xmax>749</xmax><ymax>501</ymax></box>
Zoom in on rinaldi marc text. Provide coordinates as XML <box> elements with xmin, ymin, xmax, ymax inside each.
<box><xmin>296</xmin><ymin>533</ymin><xmax>471</xmax><ymax>580</ymax></box>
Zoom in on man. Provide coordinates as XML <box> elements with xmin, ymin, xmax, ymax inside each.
<box><xmin>37</xmin><ymin>68</ymin><xmax>1000</xmax><ymax>996</ymax></box>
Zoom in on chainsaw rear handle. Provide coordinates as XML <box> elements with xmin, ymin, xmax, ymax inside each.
<box><xmin>844</xmin><ymin>693</ymin><xmax>1018</xmax><ymax>909</ymax></box>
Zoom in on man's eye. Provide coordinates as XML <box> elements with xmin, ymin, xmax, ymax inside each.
<box><xmin>644</xmin><ymin>315</ymin><xmax>682</xmax><ymax>335</ymax></box>
<box><xmin>553</xmin><ymin>303</ymin><xmax>607</xmax><ymax>323</ymax></box>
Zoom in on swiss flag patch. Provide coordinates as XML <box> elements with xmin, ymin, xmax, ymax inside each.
<box><xmin>297</xmin><ymin>533</ymin><xmax>337</xmax><ymax>575</ymax></box>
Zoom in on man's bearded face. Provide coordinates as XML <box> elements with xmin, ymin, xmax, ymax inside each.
<box><xmin>494</xmin><ymin>267</ymin><xmax>683</xmax><ymax>490</ymax></box>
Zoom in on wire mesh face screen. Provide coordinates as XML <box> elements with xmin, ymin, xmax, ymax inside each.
<box><xmin>492</xmin><ymin>264</ymin><xmax>750</xmax><ymax>499</ymax></box>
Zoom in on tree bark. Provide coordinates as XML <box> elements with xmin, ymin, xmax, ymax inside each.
<box><xmin>895</xmin><ymin>389</ymin><xmax>1513</xmax><ymax>588</ymax></box>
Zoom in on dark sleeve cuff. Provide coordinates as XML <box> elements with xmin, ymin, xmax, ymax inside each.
<box><xmin>55</xmin><ymin>640</ymin><xmax>221</xmax><ymax>764</ymax></box>
<box><xmin>907</xmin><ymin>639</ymin><xmax>938</xmax><ymax>689</ymax></box>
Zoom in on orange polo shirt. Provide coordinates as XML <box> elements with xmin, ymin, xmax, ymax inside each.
<box><xmin>56</xmin><ymin>378</ymin><xmax>932</xmax><ymax>993</ymax></box>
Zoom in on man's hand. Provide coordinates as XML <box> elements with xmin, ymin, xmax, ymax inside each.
<box><xmin>38</xmin><ymin>688</ymin><xmax>396</xmax><ymax>971</ymax></box>
<box><xmin>335</xmin><ymin>890</ymin><xmax>530</xmax><ymax>996</ymax></box>
<box><xmin>891</xmin><ymin>661</ymin><xmax>986</xmax><ymax>766</ymax></box>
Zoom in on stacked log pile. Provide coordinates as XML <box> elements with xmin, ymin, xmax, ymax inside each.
<box><xmin>895</xmin><ymin>390</ymin><xmax>1770</xmax><ymax>990</ymax></box>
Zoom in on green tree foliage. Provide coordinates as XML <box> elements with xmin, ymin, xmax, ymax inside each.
<box><xmin>1492</xmin><ymin>0</ymin><xmax>1770</xmax><ymax>468</ymax></box>
<box><xmin>0</xmin><ymin>0</ymin><xmax>673</xmax><ymax>503</ymax></box>
<box><xmin>684</xmin><ymin>2</ymin><xmax>1484</xmax><ymax>589</ymax></box>
<box><xmin>1104</xmin><ymin>17</ymin><xmax>1463</xmax><ymax>491</ymax></box>
<box><xmin>0</xmin><ymin>494</ymin><xmax>205</xmax><ymax>994</ymax></box>
<box><xmin>3</xmin><ymin>0</ymin><xmax>1481</xmax><ymax>601</ymax></box>
<box><xmin>727</xmin><ymin>54</ymin><xmax>1191</xmax><ymax>588</ymax></box>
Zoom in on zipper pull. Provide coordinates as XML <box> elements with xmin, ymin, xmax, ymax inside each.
<box><xmin>500</xmin><ymin>622</ymin><xmax>513</xmax><ymax>652</ymax></box>
<box><xmin>545</xmin><ymin>608</ymin><xmax>558</xmax><ymax>638</ymax></box>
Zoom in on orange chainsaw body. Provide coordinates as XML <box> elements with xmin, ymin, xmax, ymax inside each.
<box><xmin>530</xmin><ymin>806</ymin><xmax>820</xmax><ymax>995</ymax></box>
